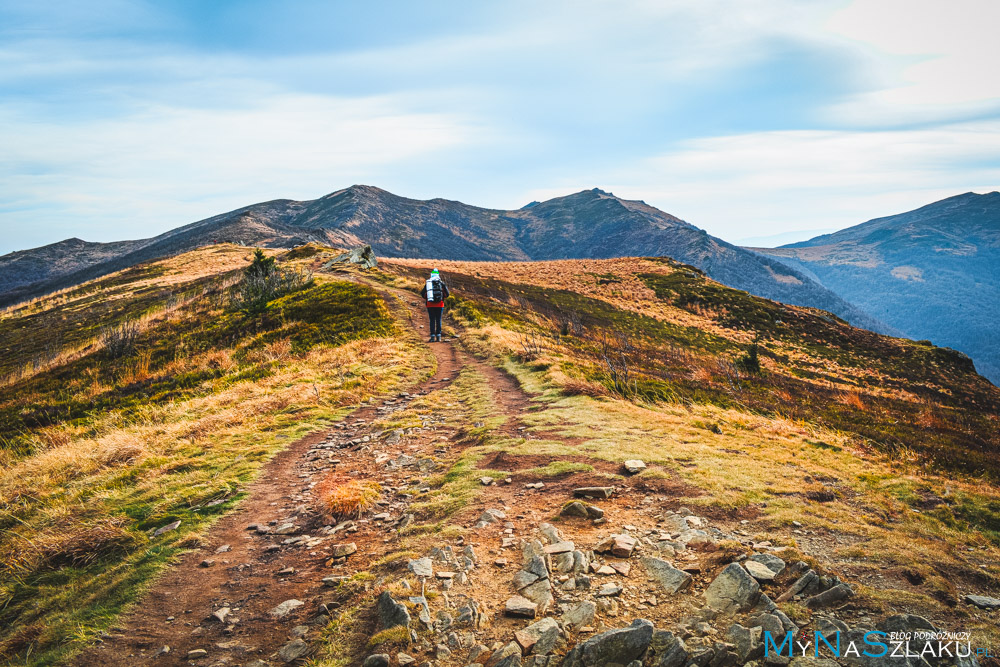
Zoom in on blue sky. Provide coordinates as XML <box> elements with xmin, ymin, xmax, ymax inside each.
<box><xmin>2</xmin><ymin>0</ymin><xmax>999</xmax><ymax>254</ymax></box>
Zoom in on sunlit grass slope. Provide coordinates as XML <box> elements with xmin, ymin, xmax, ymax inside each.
<box><xmin>0</xmin><ymin>244</ymin><xmax>431</xmax><ymax>665</ymax></box>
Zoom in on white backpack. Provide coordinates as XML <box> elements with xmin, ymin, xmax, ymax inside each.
<box><xmin>425</xmin><ymin>278</ymin><xmax>443</xmax><ymax>303</ymax></box>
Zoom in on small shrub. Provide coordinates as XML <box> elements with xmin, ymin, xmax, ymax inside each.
<box><xmin>100</xmin><ymin>320</ymin><xmax>140</xmax><ymax>359</ymax></box>
<box><xmin>735</xmin><ymin>333</ymin><xmax>761</xmax><ymax>375</ymax></box>
<box><xmin>317</xmin><ymin>476</ymin><xmax>382</xmax><ymax>519</ymax></box>
<box><xmin>230</xmin><ymin>249</ymin><xmax>312</xmax><ymax>315</ymax></box>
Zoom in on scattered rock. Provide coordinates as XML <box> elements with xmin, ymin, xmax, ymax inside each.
<box><xmin>748</xmin><ymin>553</ymin><xmax>786</xmax><ymax>576</ymax></box>
<box><xmin>561</xmin><ymin>601</ymin><xmax>597</xmax><ymax>631</ymax></box>
<box><xmin>273</xmin><ymin>523</ymin><xmax>297</xmax><ymax>535</ymax></box>
<box><xmin>397</xmin><ymin>653</ymin><xmax>416</xmax><ymax>666</ymax></box>
<box><xmin>199</xmin><ymin>559</ymin><xmax>215</xmax><ymax>568</ymax></box>
<box><xmin>803</xmin><ymin>583</ymin><xmax>853</xmax><ymax>609</ymax></box>
<box><xmin>153</xmin><ymin>520</ymin><xmax>181</xmax><ymax>537</ymax></box>
<box><xmin>876</xmin><ymin>614</ymin><xmax>936</xmax><ymax>635</ymax></box>
<box><xmin>595</xmin><ymin>534</ymin><xmax>637</xmax><ymax>558</ymax></box>
<box><xmin>623</xmin><ymin>460</ymin><xmax>647</xmax><ymax>474</ymax></box>
<box><xmin>278</xmin><ymin>639</ymin><xmax>312</xmax><ymax>663</ymax></box>
<box><xmin>186</xmin><ymin>649</ymin><xmax>208</xmax><ymax>659</ymax></box>
<box><xmin>965</xmin><ymin>594</ymin><xmax>1000</xmax><ymax>610</ymax></box>
<box><xmin>376</xmin><ymin>591</ymin><xmax>411</xmax><ymax>629</ymax></box>
<box><xmin>705</xmin><ymin>563</ymin><xmax>761</xmax><ymax>613</ymax></box>
<box><xmin>210</xmin><ymin>607</ymin><xmax>231</xmax><ymax>624</ymax></box>
<box><xmin>642</xmin><ymin>557</ymin><xmax>692</xmax><ymax>594</ymax></box>
<box><xmin>726</xmin><ymin>623</ymin><xmax>764</xmax><ymax>663</ymax></box>
<box><xmin>487</xmin><ymin>641</ymin><xmax>523</xmax><ymax>667</ymax></box>
<box><xmin>573</xmin><ymin>487</ymin><xmax>615</xmax><ymax>499</ymax></box>
<box><xmin>515</xmin><ymin>617</ymin><xmax>560</xmax><ymax>655</ymax></box>
<box><xmin>744</xmin><ymin>560</ymin><xmax>777</xmax><ymax>581</ymax></box>
<box><xmin>361</xmin><ymin>654</ymin><xmax>390</xmax><ymax>667</ymax></box>
<box><xmin>475</xmin><ymin>508</ymin><xmax>507</xmax><ymax>528</ymax></box>
<box><xmin>505</xmin><ymin>596</ymin><xmax>538</xmax><ymax>618</ymax></box>
<box><xmin>408</xmin><ymin>557</ymin><xmax>433</xmax><ymax>578</ymax></box>
<box><xmin>270</xmin><ymin>600</ymin><xmax>304</xmax><ymax>619</ymax></box>
<box><xmin>480</xmin><ymin>477</ymin><xmax>494</xmax><ymax>486</ymax></box>
<box><xmin>596</xmin><ymin>583</ymin><xmax>622</xmax><ymax>597</ymax></box>
<box><xmin>814</xmin><ymin>616</ymin><xmax>849</xmax><ymax>641</ymax></box>
<box><xmin>520</xmin><ymin>580</ymin><xmax>554</xmax><ymax>613</ymax></box>
<box><xmin>776</xmin><ymin>569</ymin><xmax>817</xmax><ymax>602</ymax></box>
<box><xmin>329</xmin><ymin>543</ymin><xmax>357</xmax><ymax>558</ymax></box>
<box><xmin>647</xmin><ymin>630</ymin><xmax>688</xmax><ymax>667</ymax></box>
<box><xmin>543</xmin><ymin>541</ymin><xmax>575</xmax><ymax>555</ymax></box>
<box><xmin>562</xmin><ymin>618</ymin><xmax>654</xmax><ymax>667</ymax></box>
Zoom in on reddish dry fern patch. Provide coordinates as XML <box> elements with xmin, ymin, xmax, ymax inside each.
<box><xmin>316</xmin><ymin>475</ymin><xmax>382</xmax><ymax>519</ymax></box>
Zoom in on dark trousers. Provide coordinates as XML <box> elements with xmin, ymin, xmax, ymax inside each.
<box><xmin>427</xmin><ymin>307</ymin><xmax>443</xmax><ymax>335</ymax></box>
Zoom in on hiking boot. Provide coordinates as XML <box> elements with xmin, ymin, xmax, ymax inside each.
<box><xmin>429</xmin><ymin>336</ymin><xmax>436</xmax><ymax>343</ymax></box>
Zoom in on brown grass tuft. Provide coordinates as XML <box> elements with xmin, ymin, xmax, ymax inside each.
<box><xmin>561</xmin><ymin>378</ymin><xmax>609</xmax><ymax>398</ymax></box>
<box><xmin>2</xmin><ymin>517</ymin><xmax>143</xmax><ymax>576</ymax></box>
<box><xmin>838</xmin><ymin>390</ymin><xmax>866</xmax><ymax>410</ymax></box>
<box><xmin>316</xmin><ymin>476</ymin><xmax>382</xmax><ymax>519</ymax></box>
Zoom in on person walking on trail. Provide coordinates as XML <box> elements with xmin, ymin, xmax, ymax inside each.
<box><xmin>420</xmin><ymin>268</ymin><xmax>450</xmax><ymax>342</ymax></box>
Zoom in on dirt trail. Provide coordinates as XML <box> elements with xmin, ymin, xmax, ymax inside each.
<box><xmin>77</xmin><ymin>285</ymin><xmax>531</xmax><ymax>666</ymax></box>
<box><xmin>78</xmin><ymin>283</ymin><xmax>712</xmax><ymax>667</ymax></box>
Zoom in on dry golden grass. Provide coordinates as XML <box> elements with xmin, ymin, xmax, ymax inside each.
<box><xmin>316</xmin><ymin>476</ymin><xmax>383</xmax><ymax>519</ymax></box>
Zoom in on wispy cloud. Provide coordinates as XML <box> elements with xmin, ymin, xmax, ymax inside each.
<box><xmin>525</xmin><ymin>120</ymin><xmax>1000</xmax><ymax>238</ymax></box>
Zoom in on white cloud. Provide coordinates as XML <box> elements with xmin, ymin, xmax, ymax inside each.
<box><xmin>0</xmin><ymin>93</ymin><xmax>484</xmax><ymax>247</ymax></box>
<box><xmin>822</xmin><ymin>0</ymin><xmax>1000</xmax><ymax>124</ymax></box>
<box><xmin>524</xmin><ymin>121</ymin><xmax>1000</xmax><ymax>239</ymax></box>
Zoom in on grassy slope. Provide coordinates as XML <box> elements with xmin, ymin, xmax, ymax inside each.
<box><xmin>3</xmin><ymin>245</ymin><xmax>999</xmax><ymax>664</ymax></box>
<box><xmin>0</xmin><ymin>245</ymin><xmax>432</xmax><ymax>665</ymax></box>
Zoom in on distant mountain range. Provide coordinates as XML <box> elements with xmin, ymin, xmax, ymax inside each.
<box><xmin>754</xmin><ymin>192</ymin><xmax>1000</xmax><ymax>383</ymax></box>
<box><xmin>0</xmin><ymin>185</ymin><xmax>887</xmax><ymax>336</ymax></box>
<box><xmin>5</xmin><ymin>185</ymin><xmax>997</xmax><ymax>381</ymax></box>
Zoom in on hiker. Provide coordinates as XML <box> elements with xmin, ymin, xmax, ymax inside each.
<box><xmin>420</xmin><ymin>268</ymin><xmax>450</xmax><ymax>342</ymax></box>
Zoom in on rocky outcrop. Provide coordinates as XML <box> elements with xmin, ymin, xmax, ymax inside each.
<box><xmin>323</xmin><ymin>244</ymin><xmax>378</xmax><ymax>269</ymax></box>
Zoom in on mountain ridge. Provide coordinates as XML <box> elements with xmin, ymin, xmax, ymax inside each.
<box><xmin>0</xmin><ymin>185</ymin><xmax>890</xmax><ymax>338</ymax></box>
<box><xmin>754</xmin><ymin>190</ymin><xmax>1000</xmax><ymax>382</ymax></box>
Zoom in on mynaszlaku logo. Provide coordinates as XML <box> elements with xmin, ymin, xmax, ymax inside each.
<box><xmin>763</xmin><ymin>630</ymin><xmax>985</xmax><ymax>660</ymax></box>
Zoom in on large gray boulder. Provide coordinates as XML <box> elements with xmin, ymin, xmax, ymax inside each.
<box><xmin>562</xmin><ymin>618</ymin><xmax>654</xmax><ymax>667</ymax></box>
<box><xmin>705</xmin><ymin>563</ymin><xmax>761</xmax><ymax>613</ymax></box>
